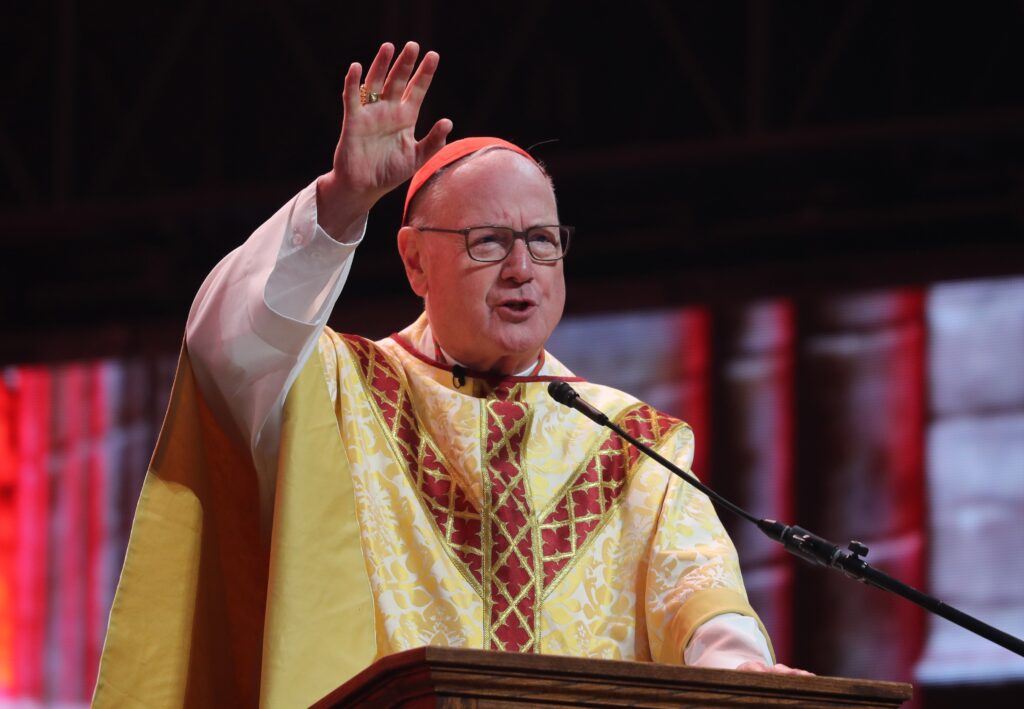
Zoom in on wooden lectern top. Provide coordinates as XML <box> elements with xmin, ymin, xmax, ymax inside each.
<box><xmin>313</xmin><ymin>646</ymin><xmax>912</xmax><ymax>708</ymax></box>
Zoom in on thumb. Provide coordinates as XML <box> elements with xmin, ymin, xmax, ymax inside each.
<box><xmin>415</xmin><ymin>118</ymin><xmax>453</xmax><ymax>167</ymax></box>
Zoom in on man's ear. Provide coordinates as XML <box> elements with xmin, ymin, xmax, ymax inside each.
<box><xmin>397</xmin><ymin>226</ymin><xmax>429</xmax><ymax>297</ymax></box>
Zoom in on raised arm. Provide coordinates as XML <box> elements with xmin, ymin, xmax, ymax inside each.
<box><xmin>185</xmin><ymin>42</ymin><xmax>452</xmax><ymax>491</ymax></box>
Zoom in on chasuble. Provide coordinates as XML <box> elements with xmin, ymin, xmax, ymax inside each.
<box><xmin>93</xmin><ymin>313</ymin><xmax>770</xmax><ymax>708</ymax></box>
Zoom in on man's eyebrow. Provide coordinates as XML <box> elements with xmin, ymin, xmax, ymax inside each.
<box><xmin>467</xmin><ymin>223</ymin><xmax>561</xmax><ymax>229</ymax></box>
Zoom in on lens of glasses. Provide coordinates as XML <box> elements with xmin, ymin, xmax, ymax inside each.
<box><xmin>465</xmin><ymin>226</ymin><xmax>570</xmax><ymax>262</ymax></box>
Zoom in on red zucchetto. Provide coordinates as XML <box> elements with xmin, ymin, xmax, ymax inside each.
<box><xmin>402</xmin><ymin>137</ymin><xmax>537</xmax><ymax>223</ymax></box>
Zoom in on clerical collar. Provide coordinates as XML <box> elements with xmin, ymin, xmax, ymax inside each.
<box><xmin>410</xmin><ymin>321</ymin><xmax>544</xmax><ymax>378</ymax></box>
<box><xmin>431</xmin><ymin>339</ymin><xmax>543</xmax><ymax>378</ymax></box>
<box><xmin>390</xmin><ymin>328</ymin><xmax>562</xmax><ymax>392</ymax></box>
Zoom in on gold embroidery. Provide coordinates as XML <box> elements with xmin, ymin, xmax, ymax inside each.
<box><xmin>481</xmin><ymin>394</ymin><xmax>540</xmax><ymax>652</ymax></box>
<box><xmin>480</xmin><ymin>401</ymin><xmax>493</xmax><ymax>645</ymax></box>
<box><xmin>343</xmin><ymin>336</ymin><xmax>484</xmax><ymax>595</ymax></box>
<box><xmin>540</xmin><ymin>405</ymin><xmax>690</xmax><ymax>599</ymax></box>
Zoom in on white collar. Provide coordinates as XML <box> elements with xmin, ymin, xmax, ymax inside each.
<box><xmin>416</xmin><ymin>321</ymin><xmax>544</xmax><ymax>377</ymax></box>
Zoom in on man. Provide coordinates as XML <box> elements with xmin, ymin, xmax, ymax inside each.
<box><xmin>94</xmin><ymin>42</ymin><xmax>804</xmax><ymax>708</ymax></box>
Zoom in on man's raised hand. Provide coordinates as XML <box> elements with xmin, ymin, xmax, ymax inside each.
<box><xmin>317</xmin><ymin>42</ymin><xmax>453</xmax><ymax>238</ymax></box>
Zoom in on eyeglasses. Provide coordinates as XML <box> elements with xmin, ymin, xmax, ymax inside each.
<box><xmin>412</xmin><ymin>225</ymin><xmax>573</xmax><ymax>263</ymax></box>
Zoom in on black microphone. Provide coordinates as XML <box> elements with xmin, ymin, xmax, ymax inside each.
<box><xmin>547</xmin><ymin>381</ymin><xmax>608</xmax><ymax>426</ymax></box>
<box><xmin>452</xmin><ymin>364</ymin><xmax>468</xmax><ymax>388</ymax></box>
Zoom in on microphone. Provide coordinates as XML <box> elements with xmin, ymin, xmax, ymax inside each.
<box><xmin>545</xmin><ymin>378</ymin><xmax>1024</xmax><ymax>657</ymax></box>
<box><xmin>452</xmin><ymin>364</ymin><xmax>468</xmax><ymax>388</ymax></box>
<box><xmin>547</xmin><ymin>381</ymin><xmax>608</xmax><ymax>425</ymax></box>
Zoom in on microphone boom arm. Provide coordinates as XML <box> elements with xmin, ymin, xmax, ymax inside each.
<box><xmin>547</xmin><ymin>381</ymin><xmax>1024</xmax><ymax>658</ymax></box>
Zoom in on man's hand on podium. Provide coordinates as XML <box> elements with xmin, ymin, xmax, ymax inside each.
<box><xmin>736</xmin><ymin>661</ymin><xmax>815</xmax><ymax>676</ymax></box>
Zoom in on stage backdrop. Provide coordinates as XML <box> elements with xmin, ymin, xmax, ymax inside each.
<box><xmin>1</xmin><ymin>275</ymin><xmax>1022</xmax><ymax>706</ymax></box>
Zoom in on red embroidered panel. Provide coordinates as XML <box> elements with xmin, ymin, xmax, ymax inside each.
<box><xmin>481</xmin><ymin>392</ymin><xmax>536</xmax><ymax>652</ymax></box>
<box><xmin>343</xmin><ymin>335</ymin><xmax>483</xmax><ymax>583</ymax></box>
<box><xmin>539</xmin><ymin>405</ymin><xmax>680</xmax><ymax>588</ymax></box>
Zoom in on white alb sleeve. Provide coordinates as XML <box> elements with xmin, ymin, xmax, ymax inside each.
<box><xmin>683</xmin><ymin>613</ymin><xmax>774</xmax><ymax>668</ymax></box>
<box><xmin>184</xmin><ymin>178</ymin><xmax>364</xmax><ymax>498</ymax></box>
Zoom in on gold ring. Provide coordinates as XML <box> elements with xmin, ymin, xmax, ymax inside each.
<box><xmin>359</xmin><ymin>85</ymin><xmax>381</xmax><ymax>106</ymax></box>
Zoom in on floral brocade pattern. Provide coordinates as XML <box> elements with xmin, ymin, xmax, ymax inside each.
<box><xmin>319</xmin><ymin>322</ymin><xmax>756</xmax><ymax>663</ymax></box>
<box><xmin>343</xmin><ymin>335</ymin><xmax>485</xmax><ymax>588</ymax></box>
<box><xmin>340</xmin><ymin>334</ymin><xmax>692</xmax><ymax>655</ymax></box>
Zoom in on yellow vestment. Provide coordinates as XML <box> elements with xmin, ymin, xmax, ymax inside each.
<box><xmin>94</xmin><ymin>316</ymin><xmax>769</xmax><ymax>707</ymax></box>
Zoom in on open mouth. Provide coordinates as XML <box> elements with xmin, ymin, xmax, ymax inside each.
<box><xmin>495</xmin><ymin>299</ymin><xmax>537</xmax><ymax>319</ymax></box>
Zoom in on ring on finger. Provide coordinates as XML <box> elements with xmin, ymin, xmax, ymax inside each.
<box><xmin>359</xmin><ymin>85</ymin><xmax>381</xmax><ymax>106</ymax></box>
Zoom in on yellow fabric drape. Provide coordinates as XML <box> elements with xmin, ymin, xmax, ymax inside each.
<box><xmin>93</xmin><ymin>349</ymin><xmax>375</xmax><ymax>708</ymax></box>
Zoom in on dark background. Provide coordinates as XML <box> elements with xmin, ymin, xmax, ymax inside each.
<box><xmin>3</xmin><ymin>0</ymin><xmax>1023</xmax><ymax>360</ymax></box>
<box><xmin>2</xmin><ymin>1</ymin><xmax>1023</xmax><ymax>703</ymax></box>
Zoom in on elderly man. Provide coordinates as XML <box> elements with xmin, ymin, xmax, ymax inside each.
<box><xmin>94</xmin><ymin>43</ymin><xmax>803</xmax><ymax>707</ymax></box>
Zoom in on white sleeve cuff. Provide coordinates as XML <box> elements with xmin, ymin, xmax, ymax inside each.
<box><xmin>683</xmin><ymin>613</ymin><xmax>773</xmax><ymax>669</ymax></box>
<box><xmin>263</xmin><ymin>181</ymin><xmax>365</xmax><ymax>326</ymax></box>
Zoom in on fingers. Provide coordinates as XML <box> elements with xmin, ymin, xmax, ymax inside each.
<box><xmin>340</xmin><ymin>42</ymin><xmax>439</xmax><ymax>121</ymax></box>
<box><xmin>381</xmin><ymin>41</ymin><xmax>420</xmax><ymax>100</ymax></box>
<box><xmin>342</xmin><ymin>62</ymin><xmax>363</xmax><ymax>116</ymax></box>
<box><xmin>772</xmin><ymin>663</ymin><xmax>815</xmax><ymax>676</ymax></box>
<box><xmin>736</xmin><ymin>661</ymin><xmax>815</xmax><ymax>676</ymax></box>
<box><xmin>736</xmin><ymin>661</ymin><xmax>769</xmax><ymax>672</ymax></box>
<box><xmin>362</xmin><ymin>42</ymin><xmax>394</xmax><ymax>92</ymax></box>
<box><xmin>403</xmin><ymin>50</ymin><xmax>440</xmax><ymax>110</ymax></box>
<box><xmin>416</xmin><ymin>118</ymin><xmax>454</xmax><ymax>165</ymax></box>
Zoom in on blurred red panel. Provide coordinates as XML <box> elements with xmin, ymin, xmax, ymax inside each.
<box><xmin>14</xmin><ymin>369</ymin><xmax>51</xmax><ymax>698</ymax></box>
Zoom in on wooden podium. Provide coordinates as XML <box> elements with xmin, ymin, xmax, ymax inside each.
<box><xmin>312</xmin><ymin>647</ymin><xmax>912</xmax><ymax>708</ymax></box>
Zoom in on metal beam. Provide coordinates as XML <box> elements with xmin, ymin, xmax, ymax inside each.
<box><xmin>53</xmin><ymin>0</ymin><xmax>75</xmax><ymax>204</ymax></box>
<box><xmin>261</xmin><ymin>0</ymin><xmax>338</xmax><ymax>125</ymax></box>
<box><xmin>789</xmin><ymin>1</ymin><xmax>867</xmax><ymax>127</ymax></box>
<box><xmin>647</xmin><ymin>0</ymin><xmax>734</xmax><ymax>134</ymax></box>
<box><xmin>548</xmin><ymin>108</ymin><xmax>1024</xmax><ymax>177</ymax></box>
<box><xmin>746</xmin><ymin>0</ymin><xmax>770</xmax><ymax>133</ymax></box>
<box><xmin>90</xmin><ymin>0</ymin><xmax>204</xmax><ymax>194</ymax></box>
<box><xmin>467</xmin><ymin>0</ymin><xmax>552</xmax><ymax>129</ymax></box>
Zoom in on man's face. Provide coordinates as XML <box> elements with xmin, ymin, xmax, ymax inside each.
<box><xmin>399</xmin><ymin>150</ymin><xmax>566</xmax><ymax>375</ymax></box>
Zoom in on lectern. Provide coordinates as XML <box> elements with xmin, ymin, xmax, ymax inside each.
<box><xmin>312</xmin><ymin>647</ymin><xmax>912</xmax><ymax>708</ymax></box>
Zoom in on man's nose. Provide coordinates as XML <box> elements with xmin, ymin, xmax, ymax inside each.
<box><xmin>500</xmin><ymin>238</ymin><xmax>534</xmax><ymax>282</ymax></box>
